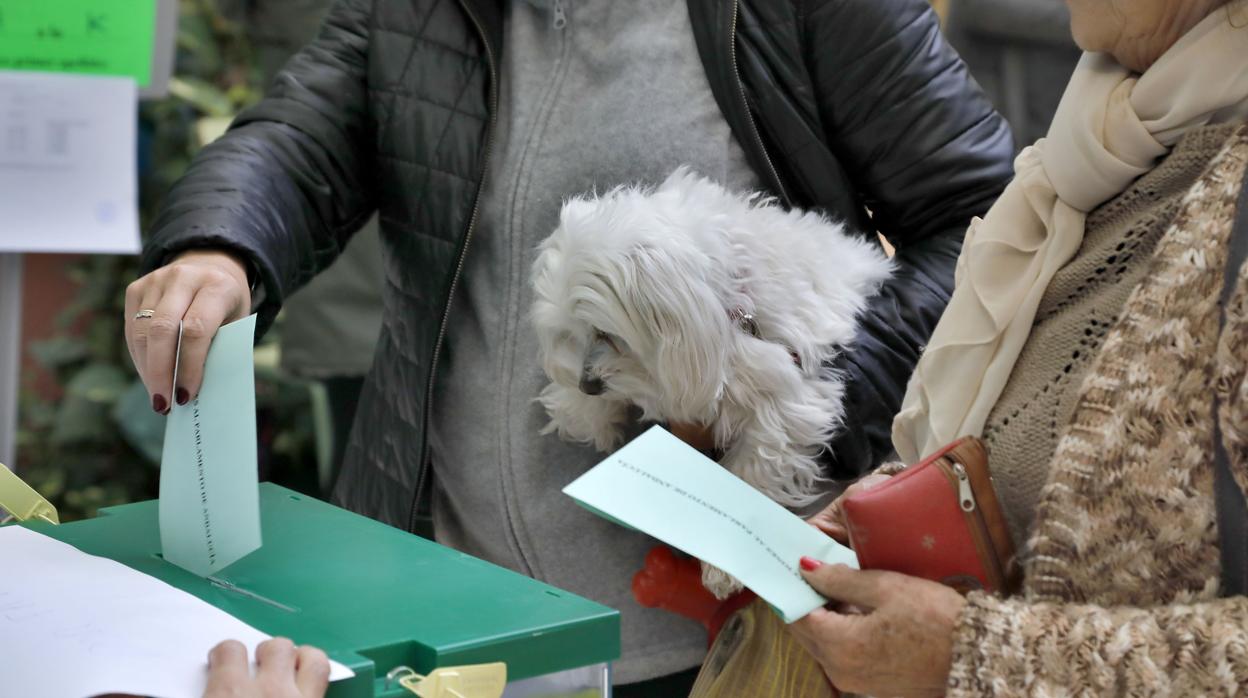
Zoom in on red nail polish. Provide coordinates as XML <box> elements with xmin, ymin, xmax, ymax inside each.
<box><xmin>800</xmin><ymin>556</ymin><xmax>822</xmax><ymax>571</ymax></box>
<box><xmin>153</xmin><ymin>394</ymin><xmax>168</xmax><ymax>414</ymax></box>
<box><xmin>176</xmin><ymin>387</ymin><xmax>189</xmax><ymax>405</ymax></box>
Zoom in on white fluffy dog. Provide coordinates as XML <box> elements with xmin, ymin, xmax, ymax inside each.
<box><xmin>532</xmin><ymin>168</ymin><xmax>892</xmax><ymax>595</ymax></box>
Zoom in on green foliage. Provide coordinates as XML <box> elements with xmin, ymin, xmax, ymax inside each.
<box><xmin>19</xmin><ymin>253</ymin><xmax>148</xmax><ymax>521</ymax></box>
<box><xmin>15</xmin><ymin>0</ymin><xmax>318</xmax><ymax>522</ymax></box>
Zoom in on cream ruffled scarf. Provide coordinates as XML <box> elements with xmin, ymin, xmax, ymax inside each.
<box><xmin>892</xmin><ymin>8</ymin><xmax>1248</xmax><ymax>464</ymax></box>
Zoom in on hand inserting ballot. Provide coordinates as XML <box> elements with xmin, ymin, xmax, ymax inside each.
<box><xmin>125</xmin><ymin>249</ymin><xmax>251</xmax><ymax>414</ymax></box>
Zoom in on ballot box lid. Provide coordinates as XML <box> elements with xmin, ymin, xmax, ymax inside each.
<box><xmin>26</xmin><ymin>483</ymin><xmax>621</xmax><ymax>697</ymax></box>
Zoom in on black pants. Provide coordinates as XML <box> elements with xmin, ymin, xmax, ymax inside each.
<box><xmin>614</xmin><ymin>666</ymin><xmax>700</xmax><ymax>698</ymax></box>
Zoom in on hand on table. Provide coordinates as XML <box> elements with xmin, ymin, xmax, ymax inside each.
<box><xmin>125</xmin><ymin>249</ymin><xmax>251</xmax><ymax>414</ymax></box>
<box><xmin>789</xmin><ymin>561</ymin><xmax>964</xmax><ymax>698</ymax></box>
<box><xmin>204</xmin><ymin>638</ymin><xmax>330</xmax><ymax>698</ymax></box>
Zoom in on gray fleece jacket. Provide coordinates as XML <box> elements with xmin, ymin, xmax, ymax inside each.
<box><xmin>427</xmin><ymin>0</ymin><xmax>760</xmax><ymax>685</ymax></box>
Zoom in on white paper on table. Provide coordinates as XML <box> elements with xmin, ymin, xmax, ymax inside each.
<box><xmin>0</xmin><ymin>527</ymin><xmax>353</xmax><ymax>698</ymax></box>
<box><xmin>0</xmin><ymin>70</ymin><xmax>139</xmax><ymax>254</ymax></box>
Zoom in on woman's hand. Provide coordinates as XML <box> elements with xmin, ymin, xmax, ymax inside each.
<box><xmin>789</xmin><ymin>561</ymin><xmax>964</xmax><ymax>698</ymax></box>
<box><xmin>807</xmin><ymin>473</ymin><xmax>891</xmax><ymax>544</ymax></box>
<box><xmin>125</xmin><ymin>249</ymin><xmax>251</xmax><ymax>414</ymax></box>
<box><xmin>204</xmin><ymin>639</ymin><xmax>329</xmax><ymax>698</ymax></box>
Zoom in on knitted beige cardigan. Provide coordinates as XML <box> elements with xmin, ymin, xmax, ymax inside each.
<box><xmin>947</xmin><ymin>124</ymin><xmax>1248</xmax><ymax>696</ymax></box>
<box><xmin>982</xmin><ymin>125</ymin><xmax>1242</xmax><ymax>547</ymax></box>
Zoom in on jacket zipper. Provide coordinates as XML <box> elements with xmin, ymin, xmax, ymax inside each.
<box><xmin>408</xmin><ymin>0</ymin><xmax>499</xmax><ymax>533</ymax></box>
<box><xmin>942</xmin><ymin>459</ymin><xmax>1006</xmax><ymax>589</ymax></box>
<box><xmin>729</xmin><ymin>0</ymin><xmax>790</xmax><ymax>205</ymax></box>
<box><xmin>552</xmin><ymin>0</ymin><xmax>567</xmax><ymax>29</ymax></box>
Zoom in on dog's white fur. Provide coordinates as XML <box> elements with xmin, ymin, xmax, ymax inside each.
<box><xmin>531</xmin><ymin>168</ymin><xmax>892</xmax><ymax>595</ymax></box>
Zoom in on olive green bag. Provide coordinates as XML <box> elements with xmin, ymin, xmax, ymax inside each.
<box><xmin>688</xmin><ymin>599</ymin><xmax>835</xmax><ymax>698</ymax></box>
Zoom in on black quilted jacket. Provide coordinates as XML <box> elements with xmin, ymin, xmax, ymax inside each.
<box><xmin>143</xmin><ymin>0</ymin><xmax>1014</xmax><ymax>531</ymax></box>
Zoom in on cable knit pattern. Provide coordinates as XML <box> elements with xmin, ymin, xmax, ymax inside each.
<box><xmin>947</xmin><ymin>125</ymin><xmax>1248</xmax><ymax>697</ymax></box>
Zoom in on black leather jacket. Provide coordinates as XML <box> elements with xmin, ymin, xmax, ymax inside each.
<box><xmin>143</xmin><ymin>0</ymin><xmax>1014</xmax><ymax>530</ymax></box>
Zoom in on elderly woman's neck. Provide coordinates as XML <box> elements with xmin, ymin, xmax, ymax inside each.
<box><xmin>1111</xmin><ymin>0</ymin><xmax>1227</xmax><ymax>72</ymax></box>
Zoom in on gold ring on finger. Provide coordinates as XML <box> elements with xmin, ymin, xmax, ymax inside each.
<box><xmin>134</xmin><ymin>309</ymin><xmax>156</xmax><ymax>320</ymax></box>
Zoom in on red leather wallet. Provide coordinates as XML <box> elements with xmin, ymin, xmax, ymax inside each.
<box><xmin>841</xmin><ymin>437</ymin><xmax>1020</xmax><ymax>595</ymax></box>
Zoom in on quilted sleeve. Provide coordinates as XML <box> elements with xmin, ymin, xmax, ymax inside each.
<box><xmin>803</xmin><ymin>0</ymin><xmax>1015</xmax><ymax>477</ymax></box>
<box><xmin>141</xmin><ymin>0</ymin><xmax>377</xmax><ymax>334</ymax></box>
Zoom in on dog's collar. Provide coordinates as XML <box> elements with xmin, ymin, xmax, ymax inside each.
<box><xmin>730</xmin><ymin>308</ymin><xmax>802</xmax><ymax>369</ymax></box>
<box><xmin>731</xmin><ymin>308</ymin><xmax>762</xmax><ymax>339</ymax></box>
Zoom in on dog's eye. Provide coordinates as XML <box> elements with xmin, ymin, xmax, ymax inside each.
<box><xmin>594</xmin><ymin>330</ymin><xmax>622</xmax><ymax>354</ymax></box>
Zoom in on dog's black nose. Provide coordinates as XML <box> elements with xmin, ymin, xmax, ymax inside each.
<box><xmin>579</xmin><ymin>375</ymin><xmax>606</xmax><ymax>396</ymax></box>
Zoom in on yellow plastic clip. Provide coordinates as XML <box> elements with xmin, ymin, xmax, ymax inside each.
<box><xmin>0</xmin><ymin>462</ymin><xmax>59</xmax><ymax>525</ymax></box>
<box><xmin>386</xmin><ymin>663</ymin><xmax>507</xmax><ymax>698</ymax></box>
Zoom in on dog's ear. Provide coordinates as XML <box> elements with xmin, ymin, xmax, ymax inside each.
<box><xmin>620</xmin><ymin>245</ymin><xmax>731</xmax><ymax>422</ymax></box>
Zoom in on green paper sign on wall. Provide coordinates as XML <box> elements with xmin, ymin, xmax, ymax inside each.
<box><xmin>0</xmin><ymin>2</ymin><xmax>159</xmax><ymax>87</ymax></box>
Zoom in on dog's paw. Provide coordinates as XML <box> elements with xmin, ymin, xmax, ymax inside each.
<box><xmin>537</xmin><ymin>383</ymin><xmax>628</xmax><ymax>451</ymax></box>
<box><xmin>541</xmin><ymin>418</ymin><xmax>624</xmax><ymax>452</ymax></box>
<box><xmin>700</xmin><ymin>561</ymin><xmax>745</xmax><ymax>600</ymax></box>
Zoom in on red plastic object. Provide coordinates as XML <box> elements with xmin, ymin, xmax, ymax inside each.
<box><xmin>632</xmin><ymin>545</ymin><xmax>755</xmax><ymax>645</ymax></box>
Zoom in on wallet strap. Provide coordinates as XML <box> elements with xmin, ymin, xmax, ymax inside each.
<box><xmin>1214</xmin><ymin>162</ymin><xmax>1248</xmax><ymax>598</ymax></box>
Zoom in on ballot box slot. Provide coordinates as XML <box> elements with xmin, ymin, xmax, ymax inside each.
<box><xmin>148</xmin><ymin>551</ymin><xmax>299</xmax><ymax>613</ymax></box>
<box><xmin>208</xmin><ymin>575</ymin><xmax>300</xmax><ymax>612</ymax></box>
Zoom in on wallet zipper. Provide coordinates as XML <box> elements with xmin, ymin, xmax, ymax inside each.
<box><xmin>941</xmin><ymin>460</ymin><xmax>1007</xmax><ymax>590</ymax></box>
<box><xmin>954</xmin><ymin>463</ymin><xmax>975</xmax><ymax>512</ymax></box>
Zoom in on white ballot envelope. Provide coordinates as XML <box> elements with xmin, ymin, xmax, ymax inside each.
<box><xmin>565</xmin><ymin>426</ymin><xmax>858</xmax><ymax>623</ymax></box>
<box><xmin>159</xmin><ymin>315</ymin><xmax>262</xmax><ymax>577</ymax></box>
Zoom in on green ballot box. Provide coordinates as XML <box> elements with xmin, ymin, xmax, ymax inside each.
<box><xmin>22</xmin><ymin>483</ymin><xmax>621</xmax><ymax>697</ymax></box>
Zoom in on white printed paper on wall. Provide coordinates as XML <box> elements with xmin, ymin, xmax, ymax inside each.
<box><xmin>0</xmin><ymin>70</ymin><xmax>139</xmax><ymax>254</ymax></box>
